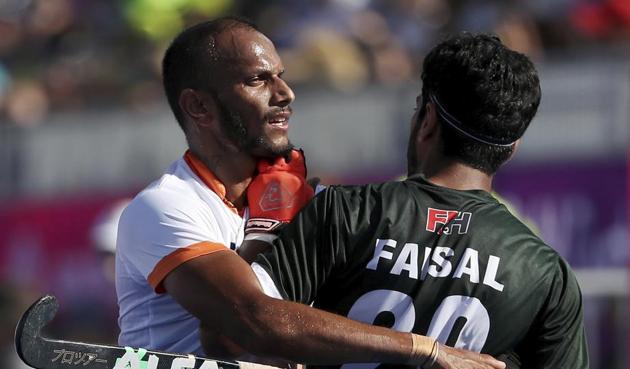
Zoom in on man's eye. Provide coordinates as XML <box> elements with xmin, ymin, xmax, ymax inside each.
<box><xmin>246</xmin><ymin>75</ymin><xmax>271</xmax><ymax>86</ymax></box>
<box><xmin>246</xmin><ymin>78</ymin><xmax>264</xmax><ymax>86</ymax></box>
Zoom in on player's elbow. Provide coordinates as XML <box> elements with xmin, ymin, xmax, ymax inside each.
<box><xmin>200</xmin><ymin>324</ymin><xmax>247</xmax><ymax>361</ymax></box>
<box><xmin>227</xmin><ymin>296</ymin><xmax>300</xmax><ymax>359</ymax></box>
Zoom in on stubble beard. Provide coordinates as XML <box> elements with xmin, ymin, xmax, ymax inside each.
<box><xmin>217</xmin><ymin>98</ymin><xmax>293</xmax><ymax>159</ymax></box>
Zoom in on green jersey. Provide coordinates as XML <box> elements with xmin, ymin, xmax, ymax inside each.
<box><xmin>254</xmin><ymin>176</ymin><xmax>588</xmax><ymax>369</ymax></box>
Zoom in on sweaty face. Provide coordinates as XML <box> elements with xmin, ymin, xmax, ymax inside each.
<box><xmin>213</xmin><ymin>28</ymin><xmax>295</xmax><ymax>158</ymax></box>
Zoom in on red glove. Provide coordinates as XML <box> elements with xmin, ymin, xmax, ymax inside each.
<box><xmin>246</xmin><ymin>149</ymin><xmax>314</xmax><ymax>237</ymax></box>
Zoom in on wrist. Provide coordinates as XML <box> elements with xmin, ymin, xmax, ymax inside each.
<box><xmin>408</xmin><ymin>334</ymin><xmax>439</xmax><ymax>367</ymax></box>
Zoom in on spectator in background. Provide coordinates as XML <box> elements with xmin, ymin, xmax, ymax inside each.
<box><xmin>3</xmin><ymin>0</ymin><xmax>630</xmax><ymax>124</ymax></box>
<box><xmin>571</xmin><ymin>0</ymin><xmax>630</xmax><ymax>40</ymax></box>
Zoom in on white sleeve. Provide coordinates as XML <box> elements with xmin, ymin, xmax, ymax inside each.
<box><xmin>117</xmin><ymin>190</ymin><xmax>231</xmax><ymax>292</ymax></box>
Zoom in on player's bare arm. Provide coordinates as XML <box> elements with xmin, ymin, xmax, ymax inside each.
<box><xmin>163</xmin><ymin>249</ymin><xmax>504</xmax><ymax>369</ymax></box>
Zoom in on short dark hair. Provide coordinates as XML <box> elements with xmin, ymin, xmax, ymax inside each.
<box><xmin>162</xmin><ymin>16</ymin><xmax>258</xmax><ymax>130</ymax></box>
<box><xmin>420</xmin><ymin>33</ymin><xmax>541</xmax><ymax>174</ymax></box>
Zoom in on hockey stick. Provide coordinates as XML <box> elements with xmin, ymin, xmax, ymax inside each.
<box><xmin>15</xmin><ymin>295</ymin><xmax>267</xmax><ymax>369</ymax></box>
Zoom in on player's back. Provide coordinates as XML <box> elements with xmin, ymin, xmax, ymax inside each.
<box><xmin>255</xmin><ymin>175</ymin><xmax>586</xmax><ymax>369</ymax></box>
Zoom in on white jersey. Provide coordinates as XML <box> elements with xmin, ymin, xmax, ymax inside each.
<box><xmin>116</xmin><ymin>151</ymin><xmax>247</xmax><ymax>356</ymax></box>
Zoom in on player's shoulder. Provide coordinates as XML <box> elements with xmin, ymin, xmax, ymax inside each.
<box><xmin>490</xmin><ymin>201</ymin><xmax>549</xmax><ymax>250</ymax></box>
<box><xmin>310</xmin><ymin>182</ymin><xmax>392</xmax><ymax>216</ymax></box>
<box><xmin>321</xmin><ymin>178</ymin><xmax>410</xmax><ymax>200</ymax></box>
<box><xmin>147</xmin><ymin>157</ymin><xmax>201</xmax><ymax>194</ymax></box>
<box><xmin>489</xmin><ymin>202</ymin><xmax>573</xmax><ymax>283</ymax></box>
<box><xmin>120</xmin><ymin>161</ymin><xmax>210</xmax><ymax>227</ymax></box>
<box><xmin>125</xmin><ymin>185</ymin><xmax>209</xmax><ymax>225</ymax></box>
<box><xmin>117</xmin><ymin>183</ymin><xmax>213</xmax><ymax>256</ymax></box>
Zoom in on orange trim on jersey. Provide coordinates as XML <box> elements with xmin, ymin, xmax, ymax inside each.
<box><xmin>183</xmin><ymin>150</ymin><xmax>240</xmax><ymax>215</ymax></box>
<box><xmin>148</xmin><ymin>241</ymin><xmax>230</xmax><ymax>294</ymax></box>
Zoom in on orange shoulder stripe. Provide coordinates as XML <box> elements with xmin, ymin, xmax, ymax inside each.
<box><xmin>148</xmin><ymin>241</ymin><xmax>230</xmax><ymax>294</ymax></box>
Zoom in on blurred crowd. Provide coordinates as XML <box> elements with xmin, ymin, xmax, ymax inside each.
<box><xmin>0</xmin><ymin>0</ymin><xmax>629</xmax><ymax>127</ymax></box>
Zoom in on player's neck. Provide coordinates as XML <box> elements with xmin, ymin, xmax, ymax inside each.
<box><xmin>424</xmin><ymin>161</ymin><xmax>493</xmax><ymax>193</ymax></box>
<box><xmin>192</xmin><ymin>148</ymin><xmax>256</xmax><ymax>209</ymax></box>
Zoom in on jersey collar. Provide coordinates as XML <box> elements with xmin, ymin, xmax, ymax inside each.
<box><xmin>183</xmin><ymin>150</ymin><xmax>242</xmax><ymax>216</ymax></box>
<box><xmin>407</xmin><ymin>174</ymin><xmax>497</xmax><ymax>202</ymax></box>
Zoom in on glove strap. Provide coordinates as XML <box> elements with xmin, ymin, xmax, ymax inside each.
<box><xmin>245</xmin><ymin>218</ymin><xmax>284</xmax><ymax>233</ymax></box>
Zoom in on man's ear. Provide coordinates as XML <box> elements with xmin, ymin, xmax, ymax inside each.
<box><xmin>179</xmin><ymin>89</ymin><xmax>215</xmax><ymax>127</ymax></box>
<box><xmin>418</xmin><ymin>101</ymin><xmax>440</xmax><ymax>141</ymax></box>
<box><xmin>506</xmin><ymin>139</ymin><xmax>521</xmax><ymax>162</ymax></box>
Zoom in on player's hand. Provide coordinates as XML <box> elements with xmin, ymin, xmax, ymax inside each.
<box><xmin>429</xmin><ymin>344</ymin><xmax>506</xmax><ymax>369</ymax></box>
<box><xmin>246</xmin><ymin>149</ymin><xmax>314</xmax><ymax>236</ymax></box>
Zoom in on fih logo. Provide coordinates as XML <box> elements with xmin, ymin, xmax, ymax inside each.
<box><xmin>426</xmin><ymin>208</ymin><xmax>472</xmax><ymax>235</ymax></box>
<box><xmin>258</xmin><ymin>180</ymin><xmax>295</xmax><ymax>211</ymax></box>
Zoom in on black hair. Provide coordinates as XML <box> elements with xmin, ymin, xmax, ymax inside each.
<box><xmin>420</xmin><ymin>33</ymin><xmax>541</xmax><ymax>174</ymax></box>
<box><xmin>162</xmin><ymin>16</ymin><xmax>258</xmax><ymax>131</ymax></box>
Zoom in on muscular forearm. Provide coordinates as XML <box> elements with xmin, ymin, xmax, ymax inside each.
<box><xmin>166</xmin><ymin>252</ymin><xmax>502</xmax><ymax>368</ymax></box>
<box><xmin>235</xmin><ymin>245</ymin><xmax>415</xmax><ymax>363</ymax></box>
<box><xmin>172</xmin><ymin>252</ymin><xmax>424</xmax><ymax>364</ymax></box>
<box><xmin>213</xmin><ymin>290</ymin><xmax>428</xmax><ymax>365</ymax></box>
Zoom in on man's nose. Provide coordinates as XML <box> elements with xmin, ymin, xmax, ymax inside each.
<box><xmin>271</xmin><ymin>77</ymin><xmax>295</xmax><ymax>107</ymax></box>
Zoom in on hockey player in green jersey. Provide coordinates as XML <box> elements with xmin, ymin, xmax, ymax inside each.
<box><xmin>243</xmin><ymin>33</ymin><xmax>589</xmax><ymax>369</ymax></box>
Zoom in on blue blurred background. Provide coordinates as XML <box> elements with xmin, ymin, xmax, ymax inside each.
<box><xmin>0</xmin><ymin>0</ymin><xmax>627</xmax><ymax>368</ymax></box>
